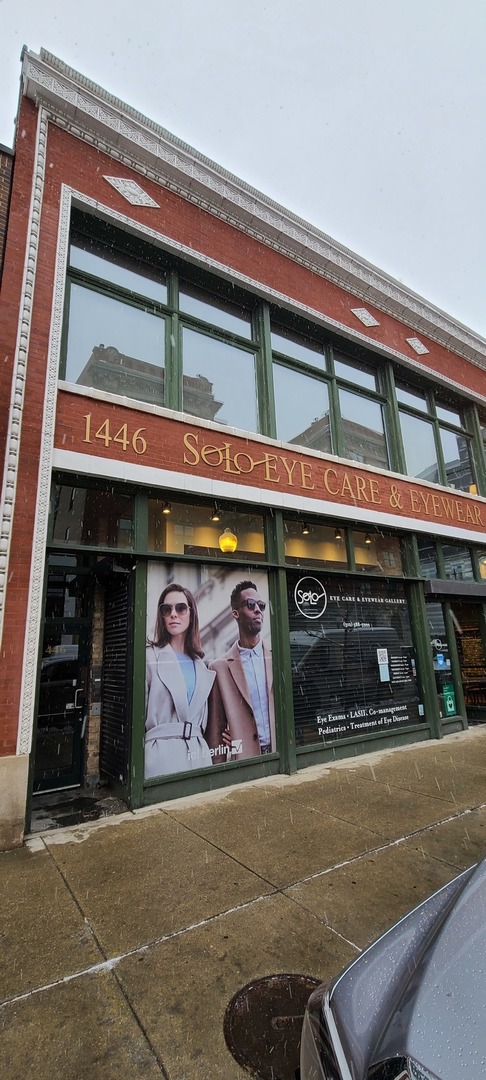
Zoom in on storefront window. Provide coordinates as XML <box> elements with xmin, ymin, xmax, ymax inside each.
<box><xmin>182</xmin><ymin>328</ymin><xmax>257</xmax><ymax>429</ymax></box>
<box><xmin>426</xmin><ymin>602</ymin><xmax>456</xmax><ymax>718</ymax></box>
<box><xmin>44</xmin><ymin>555</ymin><xmax>92</xmax><ymax>619</ymax></box>
<box><xmin>353</xmin><ymin>531</ymin><xmax>403</xmax><ymax>575</ymax></box>
<box><xmin>288</xmin><ymin>573</ymin><xmax>422</xmax><ymax>746</ymax></box>
<box><xmin>284</xmin><ymin>521</ymin><xmax>347</xmax><ymax>567</ymax></box>
<box><xmin>339</xmin><ymin>389</ymin><xmax>389</xmax><ymax>469</ymax></box>
<box><xmin>451</xmin><ymin>601</ymin><xmax>486</xmax><ymax>720</ymax></box>
<box><xmin>442</xmin><ymin>543</ymin><xmax>474</xmax><ymax>580</ymax></box>
<box><xmin>65</xmin><ymin>285</ymin><xmax>166</xmax><ymax>403</ymax></box>
<box><xmin>145</xmin><ymin>563</ymin><xmax>275</xmax><ymax>780</ymax></box>
<box><xmin>273</xmin><ymin>366</ymin><xmax>331</xmax><ymax>452</ymax></box>
<box><xmin>148</xmin><ymin>500</ymin><xmax>265</xmax><ymax>559</ymax></box>
<box><xmin>417</xmin><ymin>537</ymin><xmax>438</xmax><ymax>579</ymax></box>
<box><xmin>51</xmin><ymin>486</ymin><xmax>134</xmax><ymax>548</ymax></box>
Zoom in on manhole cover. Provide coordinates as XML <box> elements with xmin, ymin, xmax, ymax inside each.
<box><xmin>224</xmin><ymin>973</ymin><xmax>321</xmax><ymax>1080</ymax></box>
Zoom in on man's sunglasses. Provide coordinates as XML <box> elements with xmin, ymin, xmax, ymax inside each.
<box><xmin>159</xmin><ymin>602</ymin><xmax>189</xmax><ymax>616</ymax></box>
<box><xmin>241</xmin><ymin>598</ymin><xmax>266</xmax><ymax>612</ymax></box>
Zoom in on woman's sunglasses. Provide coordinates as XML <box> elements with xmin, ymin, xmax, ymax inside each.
<box><xmin>159</xmin><ymin>602</ymin><xmax>189</xmax><ymax>616</ymax></box>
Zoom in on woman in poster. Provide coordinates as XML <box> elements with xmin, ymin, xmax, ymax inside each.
<box><xmin>145</xmin><ymin>583</ymin><xmax>216</xmax><ymax>778</ymax></box>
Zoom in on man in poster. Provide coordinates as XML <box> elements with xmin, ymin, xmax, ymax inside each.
<box><xmin>205</xmin><ymin>580</ymin><xmax>275</xmax><ymax>763</ymax></box>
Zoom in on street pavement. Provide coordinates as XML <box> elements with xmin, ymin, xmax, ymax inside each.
<box><xmin>1</xmin><ymin>726</ymin><xmax>485</xmax><ymax>1080</ymax></box>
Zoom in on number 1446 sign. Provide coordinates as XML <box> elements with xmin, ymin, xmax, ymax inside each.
<box><xmin>83</xmin><ymin>414</ymin><xmax>147</xmax><ymax>455</ymax></box>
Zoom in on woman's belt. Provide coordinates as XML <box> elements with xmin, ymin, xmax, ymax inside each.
<box><xmin>146</xmin><ymin>721</ymin><xmax>198</xmax><ymax>740</ymax></box>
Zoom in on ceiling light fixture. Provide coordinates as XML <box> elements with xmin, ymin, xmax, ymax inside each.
<box><xmin>334</xmin><ymin>527</ymin><xmax>342</xmax><ymax>541</ymax></box>
<box><xmin>162</xmin><ymin>501</ymin><xmax>172</xmax><ymax>515</ymax></box>
<box><xmin>302</xmin><ymin>522</ymin><xmax>310</xmax><ymax>536</ymax></box>
<box><xmin>210</xmin><ymin>504</ymin><xmax>221</xmax><ymax>522</ymax></box>
<box><xmin>365</xmin><ymin>533</ymin><xmax>372</xmax><ymax>545</ymax></box>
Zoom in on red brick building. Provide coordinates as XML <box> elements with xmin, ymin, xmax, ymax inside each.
<box><xmin>1</xmin><ymin>48</ymin><xmax>485</xmax><ymax>848</ymax></box>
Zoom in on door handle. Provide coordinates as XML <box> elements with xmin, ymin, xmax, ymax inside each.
<box><xmin>74</xmin><ymin>688</ymin><xmax>84</xmax><ymax>709</ymax></box>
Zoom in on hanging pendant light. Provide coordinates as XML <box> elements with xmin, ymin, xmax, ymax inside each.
<box><xmin>218</xmin><ymin>527</ymin><xmax>238</xmax><ymax>553</ymax></box>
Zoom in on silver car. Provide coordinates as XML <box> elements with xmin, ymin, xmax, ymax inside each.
<box><xmin>300</xmin><ymin>857</ymin><xmax>486</xmax><ymax>1079</ymax></box>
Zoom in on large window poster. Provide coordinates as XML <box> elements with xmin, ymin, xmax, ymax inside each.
<box><xmin>288</xmin><ymin>573</ymin><xmax>423</xmax><ymax>745</ymax></box>
<box><xmin>145</xmin><ymin>562</ymin><xmax>275</xmax><ymax>780</ymax></box>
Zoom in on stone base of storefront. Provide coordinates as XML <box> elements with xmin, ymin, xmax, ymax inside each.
<box><xmin>295</xmin><ymin>725</ymin><xmax>434</xmax><ymax>771</ymax></box>
<box><xmin>0</xmin><ymin>755</ymin><xmax>29</xmax><ymax>850</ymax></box>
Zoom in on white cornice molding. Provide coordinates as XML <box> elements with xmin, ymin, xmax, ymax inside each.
<box><xmin>21</xmin><ymin>49</ymin><xmax>486</xmax><ymax>373</ymax></box>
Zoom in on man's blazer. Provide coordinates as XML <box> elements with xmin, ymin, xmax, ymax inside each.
<box><xmin>206</xmin><ymin>641</ymin><xmax>275</xmax><ymax>762</ymax></box>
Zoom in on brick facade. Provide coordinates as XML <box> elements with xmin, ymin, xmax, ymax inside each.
<box><xmin>0</xmin><ymin>50</ymin><xmax>485</xmax><ymax>847</ymax></box>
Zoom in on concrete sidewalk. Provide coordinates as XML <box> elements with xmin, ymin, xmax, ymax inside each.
<box><xmin>1</xmin><ymin>727</ymin><xmax>486</xmax><ymax>1080</ymax></box>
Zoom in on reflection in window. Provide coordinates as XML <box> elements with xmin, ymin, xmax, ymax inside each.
<box><xmin>439</xmin><ymin>428</ymin><xmax>473</xmax><ymax>491</ymax></box>
<box><xmin>417</xmin><ymin>537</ymin><xmax>437</xmax><ymax>579</ymax></box>
<box><xmin>396</xmin><ymin>385</ymin><xmax>428</xmax><ymax>412</ymax></box>
<box><xmin>442</xmin><ymin>544</ymin><xmax>474</xmax><ymax>581</ymax></box>
<box><xmin>148</xmin><ymin>500</ymin><xmax>265</xmax><ymax>558</ymax></box>
<box><xmin>45</xmin><ymin>556</ymin><xmax>91</xmax><ymax>619</ymax></box>
<box><xmin>339</xmin><ymin>389</ymin><xmax>388</xmax><ymax>469</ymax></box>
<box><xmin>273</xmin><ymin>366</ymin><xmax>331</xmax><ymax>451</ymax></box>
<box><xmin>70</xmin><ymin>243</ymin><xmax>167</xmax><ymax>303</ymax></box>
<box><xmin>284</xmin><ymin>520</ymin><xmax>347</xmax><ymax>567</ymax></box>
<box><xmin>334</xmin><ymin>355</ymin><xmax>377</xmax><ymax>391</ymax></box>
<box><xmin>271</xmin><ymin>326</ymin><xmax>326</xmax><ymax>369</ymax></box>
<box><xmin>182</xmin><ymin>328</ymin><xmax>257</xmax><ymax>429</ymax></box>
<box><xmin>288</xmin><ymin>574</ymin><xmax>421</xmax><ymax>747</ymax></box>
<box><xmin>427</xmin><ymin>602</ymin><xmax>454</xmax><ymax>717</ymax></box>
<box><xmin>436</xmin><ymin>403</ymin><xmax>462</xmax><ymax>425</ymax></box>
<box><xmin>51</xmin><ymin>486</ymin><xmax>134</xmax><ymax>548</ymax></box>
<box><xmin>65</xmin><ymin>285</ymin><xmax>165</xmax><ymax>404</ymax></box>
<box><xmin>353</xmin><ymin>532</ymin><xmax>403</xmax><ymax>575</ymax></box>
<box><xmin>180</xmin><ymin>284</ymin><xmax>251</xmax><ymax>338</ymax></box>
<box><xmin>400</xmin><ymin>412</ymin><xmax>439</xmax><ymax>482</ymax></box>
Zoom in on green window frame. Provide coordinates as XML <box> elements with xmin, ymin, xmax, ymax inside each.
<box><xmin>59</xmin><ymin>210</ymin><xmax>486</xmax><ymax>496</ymax></box>
<box><xmin>395</xmin><ymin>381</ymin><xmax>477</xmax><ymax>493</ymax></box>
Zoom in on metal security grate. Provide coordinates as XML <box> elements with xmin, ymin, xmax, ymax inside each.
<box><xmin>100</xmin><ymin>570</ymin><xmax>132</xmax><ymax>782</ymax></box>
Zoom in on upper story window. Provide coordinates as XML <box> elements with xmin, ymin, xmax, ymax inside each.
<box><xmin>70</xmin><ymin>240</ymin><xmax>167</xmax><ymax>303</ymax></box>
<box><xmin>333</xmin><ymin>352</ymin><xmax>389</xmax><ymax>471</ymax></box>
<box><xmin>64</xmin><ymin>236</ymin><xmax>168</xmax><ymax>405</ymax></box>
<box><xmin>60</xmin><ymin>212</ymin><xmax>485</xmax><ymax>488</ymax></box>
<box><xmin>396</xmin><ymin>382</ymin><xmax>475</xmax><ymax>492</ymax></box>
<box><xmin>271</xmin><ymin>325</ymin><xmax>330</xmax><ymax>452</ymax></box>
<box><xmin>179</xmin><ymin>283</ymin><xmax>257</xmax><ymax>429</ymax></box>
<box><xmin>333</xmin><ymin>354</ymin><xmax>378</xmax><ymax>392</ymax></box>
<box><xmin>181</xmin><ymin>327</ymin><xmax>257</xmax><ymax>429</ymax></box>
<box><xmin>179</xmin><ymin>283</ymin><xmax>252</xmax><ymax>338</ymax></box>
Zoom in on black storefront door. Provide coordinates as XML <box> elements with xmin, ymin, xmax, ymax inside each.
<box><xmin>33</xmin><ymin>626</ymin><xmax>89</xmax><ymax>792</ymax></box>
<box><xmin>33</xmin><ymin>554</ymin><xmax>92</xmax><ymax>793</ymax></box>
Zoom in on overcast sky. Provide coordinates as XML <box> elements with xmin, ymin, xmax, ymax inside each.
<box><xmin>1</xmin><ymin>0</ymin><xmax>485</xmax><ymax>339</ymax></box>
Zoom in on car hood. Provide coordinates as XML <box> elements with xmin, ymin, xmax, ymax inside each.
<box><xmin>399</xmin><ymin>859</ymin><xmax>486</xmax><ymax>1077</ymax></box>
<box><xmin>328</xmin><ymin>860</ymin><xmax>486</xmax><ymax>1079</ymax></box>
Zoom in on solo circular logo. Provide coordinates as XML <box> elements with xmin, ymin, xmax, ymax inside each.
<box><xmin>294</xmin><ymin>576</ymin><xmax>327</xmax><ymax>620</ymax></box>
